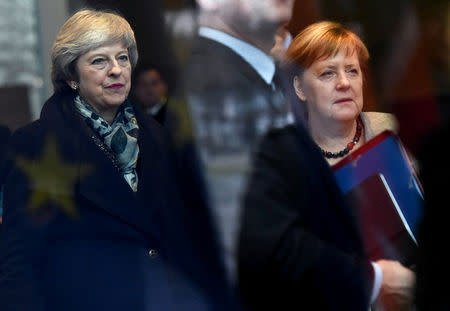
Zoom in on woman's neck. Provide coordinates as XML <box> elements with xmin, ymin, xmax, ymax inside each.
<box><xmin>310</xmin><ymin>118</ymin><xmax>356</xmax><ymax>148</ymax></box>
<box><xmin>91</xmin><ymin>105</ymin><xmax>118</xmax><ymax>125</ymax></box>
<box><xmin>99</xmin><ymin>111</ymin><xmax>116</xmax><ymax>125</ymax></box>
<box><xmin>309</xmin><ymin>116</ymin><xmax>363</xmax><ymax>165</ymax></box>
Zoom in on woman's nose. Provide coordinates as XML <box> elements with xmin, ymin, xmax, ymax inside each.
<box><xmin>109</xmin><ymin>60</ymin><xmax>122</xmax><ymax>75</ymax></box>
<box><xmin>336</xmin><ymin>73</ymin><xmax>350</xmax><ymax>89</ymax></box>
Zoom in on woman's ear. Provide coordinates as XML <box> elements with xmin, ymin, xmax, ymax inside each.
<box><xmin>293</xmin><ymin>76</ymin><xmax>306</xmax><ymax>101</ymax></box>
<box><xmin>66</xmin><ymin>81</ymin><xmax>78</xmax><ymax>90</ymax></box>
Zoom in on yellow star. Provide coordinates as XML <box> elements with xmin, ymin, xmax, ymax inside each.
<box><xmin>16</xmin><ymin>133</ymin><xmax>93</xmax><ymax>219</ymax></box>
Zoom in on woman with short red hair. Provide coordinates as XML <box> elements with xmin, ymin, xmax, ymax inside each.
<box><xmin>238</xmin><ymin>21</ymin><xmax>415</xmax><ymax>311</ymax></box>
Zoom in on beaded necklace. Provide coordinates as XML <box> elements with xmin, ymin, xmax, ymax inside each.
<box><xmin>318</xmin><ymin>115</ymin><xmax>362</xmax><ymax>159</ymax></box>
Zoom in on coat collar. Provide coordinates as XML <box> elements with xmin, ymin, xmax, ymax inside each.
<box><xmin>198</xmin><ymin>26</ymin><xmax>276</xmax><ymax>85</ymax></box>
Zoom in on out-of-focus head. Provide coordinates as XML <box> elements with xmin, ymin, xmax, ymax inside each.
<box><xmin>196</xmin><ymin>0</ymin><xmax>294</xmax><ymax>30</ymax></box>
<box><xmin>270</xmin><ymin>24</ymin><xmax>292</xmax><ymax>63</ymax></box>
<box><xmin>132</xmin><ymin>65</ymin><xmax>168</xmax><ymax>109</ymax></box>
<box><xmin>51</xmin><ymin>9</ymin><xmax>138</xmax><ymax>92</ymax></box>
<box><xmin>283</xmin><ymin>21</ymin><xmax>369</xmax><ymax>124</ymax></box>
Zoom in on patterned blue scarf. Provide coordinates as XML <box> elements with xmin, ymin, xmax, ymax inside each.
<box><xmin>74</xmin><ymin>95</ymin><xmax>139</xmax><ymax>192</ymax></box>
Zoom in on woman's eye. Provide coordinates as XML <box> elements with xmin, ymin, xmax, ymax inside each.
<box><xmin>347</xmin><ymin>68</ymin><xmax>359</xmax><ymax>75</ymax></box>
<box><xmin>92</xmin><ymin>58</ymin><xmax>105</xmax><ymax>65</ymax></box>
<box><xmin>118</xmin><ymin>55</ymin><xmax>129</xmax><ymax>62</ymax></box>
<box><xmin>320</xmin><ymin>71</ymin><xmax>334</xmax><ymax>78</ymax></box>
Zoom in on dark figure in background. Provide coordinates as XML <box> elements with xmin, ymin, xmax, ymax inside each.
<box><xmin>238</xmin><ymin>21</ymin><xmax>415</xmax><ymax>311</ymax></box>
<box><xmin>131</xmin><ymin>63</ymin><xmax>198</xmax><ymax>150</ymax></box>
<box><xmin>0</xmin><ymin>9</ymin><xmax>236</xmax><ymax>311</ymax></box>
<box><xmin>268</xmin><ymin>23</ymin><xmax>293</xmax><ymax>65</ymax></box>
<box><xmin>132</xmin><ymin>64</ymin><xmax>169</xmax><ymax>124</ymax></box>
<box><xmin>184</xmin><ymin>0</ymin><xmax>295</xmax><ymax>284</ymax></box>
<box><xmin>131</xmin><ymin>64</ymin><xmax>209</xmax><ymax>234</ymax></box>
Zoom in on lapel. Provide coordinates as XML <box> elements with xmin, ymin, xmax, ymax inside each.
<box><xmin>191</xmin><ymin>36</ymin><xmax>287</xmax><ymax>120</ymax></box>
<box><xmin>41</xmin><ymin>92</ymin><xmax>164</xmax><ymax>240</ymax></box>
<box><xmin>193</xmin><ymin>36</ymin><xmax>270</xmax><ymax>89</ymax></box>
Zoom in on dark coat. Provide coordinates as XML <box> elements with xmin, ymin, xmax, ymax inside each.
<box><xmin>183</xmin><ymin>34</ymin><xmax>290</xmax><ymax>282</ymax></box>
<box><xmin>0</xmin><ymin>90</ymin><xmax>237</xmax><ymax>311</ymax></box>
<box><xmin>238</xmin><ymin>124</ymin><xmax>374</xmax><ymax>311</ymax></box>
<box><xmin>184</xmin><ymin>35</ymin><xmax>289</xmax><ymax>156</ymax></box>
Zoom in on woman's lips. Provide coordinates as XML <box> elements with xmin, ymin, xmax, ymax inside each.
<box><xmin>108</xmin><ymin>84</ymin><xmax>123</xmax><ymax>90</ymax></box>
<box><xmin>335</xmin><ymin>98</ymin><xmax>352</xmax><ymax>103</ymax></box>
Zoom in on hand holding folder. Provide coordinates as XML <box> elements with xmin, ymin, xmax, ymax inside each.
<box><xmin>332</xmin><ymin>130</ymin><xmax>423</xmax><ymax>267</ymax></box>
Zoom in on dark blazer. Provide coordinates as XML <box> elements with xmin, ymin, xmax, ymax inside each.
<box><xmin>184</xmin><ymin>35</ymin><xmax>289</xmax><ymax>155</ymax></box>
<box><xmin>186</xmin><ymin>35</ymin><xmax>276</xmax><ymax>92</ymax></box>
<box><xmin>0</xmin><ymin>90</ymin><xmax>237</xmax><ymax>311</ymax></box>
<box><xmin>238</xmin><ymin>124</ymin><xmax>374</xmax><ymax>311</ymax></box>
<box><xmin>183</xmin><ymin>34</ymin><xmax>290</xmax><ymax>282</ymax></box>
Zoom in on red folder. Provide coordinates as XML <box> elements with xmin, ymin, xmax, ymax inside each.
<box><xmin>346</xmin><ymin>173</ymin><xmax>417</xmax><ymax>266</ymax></box>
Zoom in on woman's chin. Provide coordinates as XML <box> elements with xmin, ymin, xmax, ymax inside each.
<box><xmin>332</xmin><ymin>110</ymin><xmax>360</xmax><ymax>122</ymax></box>
<box><xmin>105</xmin><ymin>95</ymin><xmax>127</xmax><ymax>107</ymax></box>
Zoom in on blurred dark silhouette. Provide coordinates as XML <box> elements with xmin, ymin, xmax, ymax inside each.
<box><xmin>182</xmin><ymin>0</ymin><xmax>295</xmax><ymax>284</ymax></box>
<box><xmin>131</xmin><ymin>64</ymin><xmax>170</xmax><ymax>124</ymax></box>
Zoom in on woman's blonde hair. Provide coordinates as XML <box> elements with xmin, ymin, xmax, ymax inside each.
<box><xmin>51</xmin><ymin>9</ymin><xmax>138</xmax><ymax>92</ymax></box>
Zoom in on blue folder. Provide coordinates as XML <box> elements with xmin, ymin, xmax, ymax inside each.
<box><xmin>332</xmin><ymin>130</ymin><xmax>424</xmax><ymax>240</ymax></box>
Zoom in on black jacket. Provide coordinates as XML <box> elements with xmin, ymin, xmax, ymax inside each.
<box><xmin>182</xmin><ymin>33</ymin><xmax>291</xmax><ymax>282</ymax></box>
<box><xmin>238</xmin><ymin>124</ymin><xmax>374</xmax><ymax>310</ymax></box>
<box><xmin>0</xmin><ymin>90</ymin><xmax>238</xmax><ymax>311</ymax></box>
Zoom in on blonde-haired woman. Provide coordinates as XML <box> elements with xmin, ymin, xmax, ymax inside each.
<box><xmin>238</xmin><ymin>21</ymin><xmax>415</xmax><ymax>311</ymax></box>
<box><xmin>0</xmin><ymin>9</ymin><xmax>236</xmax><ymax>311</ymax></box>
